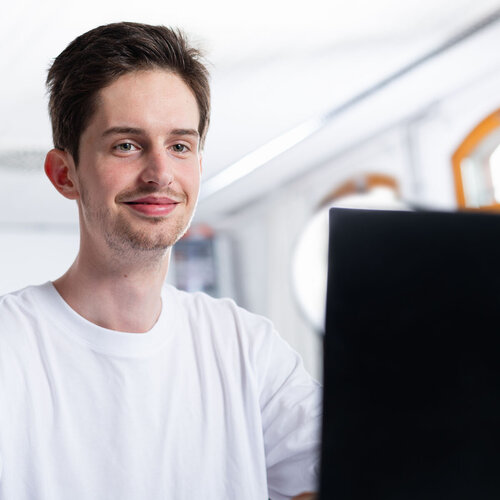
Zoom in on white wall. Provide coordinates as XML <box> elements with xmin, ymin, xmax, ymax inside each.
<box><xmin>0</xmin><ymin>169</ymin><xmax>80</xmax><ymax>295</ymax></box>
<box><xmin>0</xmin><ymin>229</ymin><xmax>79</xmax><ymax>295</ymax></box>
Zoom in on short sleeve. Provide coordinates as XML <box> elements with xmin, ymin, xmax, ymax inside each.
<box><xmin>257</xmin><ymin>328</ymin><xmax>322</xmax><ymax>500</ymax></box>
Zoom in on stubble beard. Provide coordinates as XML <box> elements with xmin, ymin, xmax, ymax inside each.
<box><xmin>80</xmin><ymin>186</ymin><xmax>196</xmax><ymax>258</ymax></box>
<box><xmin>105</xmin><ymin>211</ymin><xmax>187</xmax><ymax>254</ymax></box>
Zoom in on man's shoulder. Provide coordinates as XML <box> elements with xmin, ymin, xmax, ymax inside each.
<box><xmin>165</xmin><ymin>284</ymin><xmax>274</xmax><ymax>331</ymax></box>
<box><xmin>166</xmin><ymin>284</ymin><xmax>237</xmax><ymax>312</ymax></box>
<box><xmin>0</xmin><ymin>282</ymin><xmax>51</xmax><ymax>309</ymax></box>
<box><xmin>164</xmin><ymin>285</ymin><xmax>279</xmax><ymax>354</ymax></box>
<box><xmin>0</xmin><ymin>282</ymin><xmax>54</xmax><ymax>331</ymax></box>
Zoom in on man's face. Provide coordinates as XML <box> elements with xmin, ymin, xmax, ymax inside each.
<box><xmin>71</xmin><ymin>69</ymin><xmax>202</xmax><ymax>255</ymax></box>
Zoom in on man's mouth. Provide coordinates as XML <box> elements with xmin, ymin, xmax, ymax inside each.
<box><xmin>124</xmin><ymin>196</ymin><xmax>179</xmax><ymax>205</ymax></box>
<box><xmin>122</xmin><ymin>196</ymin><xmax>180</xmax><ymax>216</ymax></box>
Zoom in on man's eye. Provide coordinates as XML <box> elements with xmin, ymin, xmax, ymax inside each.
<box><xmin>172</xmin><ymin>144</ymin><xmax>189</xmax><ymax>153</ymax></box>
<box><xmin>115</xmin><ymin>143</ymin><xmax>138</xmax><ymax>152</ymax></box>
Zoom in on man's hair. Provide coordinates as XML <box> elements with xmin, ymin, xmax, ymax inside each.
<box><xmin>46</xmin><ymin>22</ymin><xmax>210</xmax><ymax>164</ymax></box>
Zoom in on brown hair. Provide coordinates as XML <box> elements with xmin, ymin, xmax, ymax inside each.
<box><xmin>46</xmin><ymin>22</ymin><xmax>210</xmax><ymax>164</ymax></box>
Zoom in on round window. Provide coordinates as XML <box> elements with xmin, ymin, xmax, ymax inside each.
<box><xmin>291</xmin><ymin>175</ymin><xmax>408</xmax><ymax>332</ymax></box>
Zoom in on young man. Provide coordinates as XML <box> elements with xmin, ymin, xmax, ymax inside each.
<box><xmin>0</xmin><ymin>23</ymin><xmax>320</xmax><ymax>500</ymax></box>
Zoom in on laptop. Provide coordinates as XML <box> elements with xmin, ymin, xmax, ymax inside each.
<box><xmin>319</xmin><ymin>208</ymin><xmax>500</xmax><ymax>500</ymax></box>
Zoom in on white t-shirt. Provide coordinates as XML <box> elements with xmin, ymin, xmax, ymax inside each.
<box><xmin>0</xmin><ymin>283</ymin><xmax>321</xmax><ymax>500</ymax></box>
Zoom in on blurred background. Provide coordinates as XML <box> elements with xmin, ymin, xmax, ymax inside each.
<box><xmin>2</xmin><ymin>1</ymin><xmax>500</xmax><ymax>379</ymax></box>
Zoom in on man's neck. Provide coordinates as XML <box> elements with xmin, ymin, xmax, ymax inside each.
<box><xmin>53</xmin><ymin>248</ymin><xmax>171</xmax><ymax>333</ymax></box>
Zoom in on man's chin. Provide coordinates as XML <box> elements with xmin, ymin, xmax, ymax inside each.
<box><xmin>104</xmin><ymin>226</ymin><xmax>184</xmax><ymax>254</ymax></box>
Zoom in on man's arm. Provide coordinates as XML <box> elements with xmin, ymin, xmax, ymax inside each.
<box><xmin>253</xmin><ymin>321</ymin><xmax>322</xmax><ymax>499</ymax></box>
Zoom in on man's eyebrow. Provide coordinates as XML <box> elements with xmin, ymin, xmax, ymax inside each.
<box><xmin>170</xmin><ymin>129</ymin><xmax>199</xmax><ymax>139</ymax></box>
<box><xmin>101</xmin><ymin>127</ymin><xmax>199</xmax><ymax>139</ymax></box>
<box><xmin>102</xmin><ymin>127</ymin><xmax>145</xmax><ymax>137</ymax></box>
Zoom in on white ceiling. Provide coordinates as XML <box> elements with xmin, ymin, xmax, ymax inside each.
<box><xmin>1</xmin><ymin>0</ymin><xmax>499</xmax><ymax>223</ymax></box>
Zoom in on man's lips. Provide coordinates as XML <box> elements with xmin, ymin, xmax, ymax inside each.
<box><xmin>123</xmin><ymin>196</ymin><xmax>180</xmax><ymax>204</ymax></box>
<box><xmin>122</xmin><ymin>196</ymin><xmax>181</xmax><ymax>216</ymax></box>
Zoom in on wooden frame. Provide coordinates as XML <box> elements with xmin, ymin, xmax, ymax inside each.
<box><xmin>452</xmin><ymin>108</ymin><xmax>500</xmax><ymax>210</ymax></box>
<box><xmin>318</xmin><ymin>173</ymin><xmax>399</xmax><ymax>209</ymax></box>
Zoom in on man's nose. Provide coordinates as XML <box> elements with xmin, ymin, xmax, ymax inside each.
<box><xmin>140</xmin><ymin>148</ymin><xmax>175</xmax><ymax>187</ymax></box>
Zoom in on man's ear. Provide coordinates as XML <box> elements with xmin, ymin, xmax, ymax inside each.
<box><xmin>44</xmin><ymin>149</ymin><xmax>79</xmax><ymax>200</ymax></box>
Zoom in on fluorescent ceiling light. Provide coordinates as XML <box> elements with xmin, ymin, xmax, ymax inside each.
<box><xmin>200</xmin><ymin>117</ymin><xmax>326</xmax><ymax>199</ymax></box>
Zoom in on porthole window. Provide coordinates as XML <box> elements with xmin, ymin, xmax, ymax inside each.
<box><xmin>291</xmin><ymin>174</ymin><xmax>408</xmax><ymax>333</ymax></box>
<box><xmin>452</xmin><ymin>109</ymin><xmax>500</xmax><ymax>209</ymax></box>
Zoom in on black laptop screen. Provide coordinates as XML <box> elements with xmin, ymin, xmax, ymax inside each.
<box><xmin>319</xmin><ymin>208</ymin><xmax>500</xmax><ymax>500</ymax></box>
